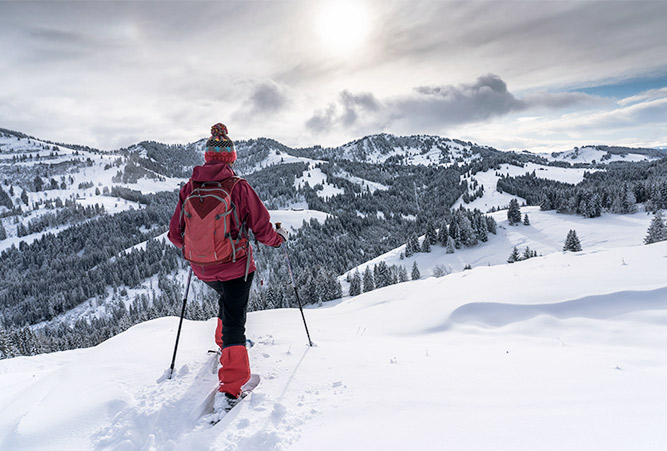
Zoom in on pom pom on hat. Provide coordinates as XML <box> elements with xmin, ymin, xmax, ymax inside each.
<box><xmin>205</xmin><ymin>123</ymin><xmax>236</xmax><ymax>163</ymax></box>
<box><xmin>211</xmin><ymin>123</ymin><xmax>228</xmax><ymax>137</ymax></box>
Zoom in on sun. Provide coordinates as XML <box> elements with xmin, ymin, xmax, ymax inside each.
<box><xmin>316</xmin><ymin>1</ymin><xmax>370</xmax><ymax>53</ymax></box>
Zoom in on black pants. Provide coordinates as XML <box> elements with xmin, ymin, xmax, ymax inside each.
<box><xmin>204</xmin><ymin>272</ymin><xmax>254</xmax><ymax>348</ymax></box>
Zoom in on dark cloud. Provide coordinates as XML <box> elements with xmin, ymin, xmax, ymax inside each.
<box><xmin>305</xmin><ymin>90</ymin><xmax>381</xmax><ymax>132</ymax></box>
<box><xmin>305</xmin><ymin>104</ymin><xmax>338</xmax><ymax>133</ymax></box>
<box><xmin>248</xmin><ymin>81</ymin><xmax>289</xmax><ymax>115</ymax></box>
<box><xmin>306</xmin><ymin>74</ymin><xmax>604</xmax><ymax>134</ymax></box>
<box><xmin>406</xmin><ymin>74</ymin><xmax>525</xmax><ymax>126</ymax></box>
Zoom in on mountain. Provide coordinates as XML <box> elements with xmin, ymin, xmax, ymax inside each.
<box><xmin>1</xmin><ymin>126</ymin><xmax>666</xmax><ymax>361</ymax></box>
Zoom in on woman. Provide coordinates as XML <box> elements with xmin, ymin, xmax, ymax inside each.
<box><xmin>168</xmin><ymin>123</ymin><xmax>287</xmax><ymax>410</ymax></box>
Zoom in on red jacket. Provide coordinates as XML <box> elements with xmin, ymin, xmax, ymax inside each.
<box><xmin>168</xmin><ymin>161</ymin><xmax>283</xmax><ymax>281</ymax></box>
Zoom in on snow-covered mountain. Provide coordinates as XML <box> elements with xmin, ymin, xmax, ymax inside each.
<box><xmin>1</xmin><ymin>125</ymin><xmax>666</xmax><ymax>363</ymax></box>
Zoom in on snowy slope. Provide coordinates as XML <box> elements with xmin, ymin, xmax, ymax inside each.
<box><xmin>344</xmin><ymin>206</ymin><xmax>656</xmax><ymax>285</ymax></box>
<box><xmin>1</xmin><ymin>239</ymin><xmax>666</xmax><ymax>450</ymax></box>
<box><xmin>547</xmin><ymin>145</ymin><xmax>658</xmax><ymax>164</ymax></box>
<box><xmin>453</xmin><ymin>163</ymin><xmax>597</xmax><ymax>212</ymax></box>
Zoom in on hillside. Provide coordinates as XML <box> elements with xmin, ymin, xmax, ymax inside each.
<box><xmin>1</xmin><ymin>237</ymin><xmax>666</xmax><ymax>450</ymax></box>
<box><xmin>1</xmin><ymin>126</ymin><xmax>666</xmax><ymax>362</ymax></box>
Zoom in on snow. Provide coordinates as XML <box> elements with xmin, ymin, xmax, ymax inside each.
<box><xmin>548</xmin><ymin>146</ymin><xmax>654</xmax><ymax>164</ymax></box>
<box><xmin>454</xmin><ymin>163</ymin><xmax>597</xmax><ymax>212</ymax></box>
<box><xmin>333</xmin><ymin>169</ymin><xmax>389</xmax><ymax>194</ymax></box>
<box><xmin>2</xmin><ymin>238</ymin><xmax>667</xmax><ymax>450</ymax></box>
<box><xmin>268</xmin><ymin>209</ymin><xmax>331</xmax><ymax>232</ymax></box>
<box><xmin>344</xmin><ymin>207</ymin><xmax>657</xmax><ymax>285</ymax></box>
<box><xmin>294</xmin><ymin>166</ymin><xmax>344</xmax><ymax>199</ymax></box>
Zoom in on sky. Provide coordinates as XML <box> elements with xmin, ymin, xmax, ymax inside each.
<box><xmin>0</xmin><ymin>0</ymin><xmax>666</xmax><ymax>153</ymax></box>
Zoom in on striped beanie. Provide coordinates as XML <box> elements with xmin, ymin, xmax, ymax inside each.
<box><xmin>205</xmin><ymin>123</ymin><xmax>236</xmax><ymax>163</ymax></box>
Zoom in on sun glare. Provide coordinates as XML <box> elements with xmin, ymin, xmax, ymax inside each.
<box><xmin>317</xmin><ymin>2</ymin><xmax>370</xmax><ymax>53</ymax></box>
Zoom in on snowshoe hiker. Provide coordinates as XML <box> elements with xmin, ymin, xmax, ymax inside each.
<box><xmin>168</xmin><ymin>123</ymin><xmax>288</xmax><ymax>412</ymax></box>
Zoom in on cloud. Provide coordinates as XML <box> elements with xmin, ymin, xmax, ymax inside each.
<box><xmin>306</xmin><ymin>90</ymin><xmax>381</xmax><ymax>133</ymax></box>
<box><xmin>305</xmin><ymin>74</ymin><xmax>603</xmax><ymax>135</ymax></box>
<box><xmin>247</xmin><ymin>80</ymin><xmax>290</xmax><ymax>115</ymax></box>
<box><xmin>617</xmin><ymin>87</ymin><xmax>667</xmax><ymax>106</ymax></box>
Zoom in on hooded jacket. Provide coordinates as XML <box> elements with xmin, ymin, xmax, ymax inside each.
<box><xmin>168</xmin><ymin>161</ymin><xmax>283</xmax><ymax>281</ymax></box>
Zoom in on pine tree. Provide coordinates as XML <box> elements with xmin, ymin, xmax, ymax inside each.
<box><xmin>437</xmin><ymin>221</ymin><xmax>449</xmax><ymax>245</ymax></box>
<box><xmin>349</xmin><ymin>270</ymin><xmax>362</xmax><ymax>296</ymax></box>
<box><xmin>411</xmin><ymin>261</ymin><xmax>420</xmax><ymax>280</ymax></box>
<box><xmin>508</xmin><ymin>198</ymin><xmax>522</xmax><ymax>225</ymax></box>
<box><xmin>0</xmin><ymin>221</ymin><xmax>6</xmax><ymax>240</ymax></box>
<box><xmin>409</xmin><ymin>234</ymin><xmax>420</xmax><ymax>255</ymax></box>
<box><xmin>405</xmin><ymin>233</ymin><xmax>419</xmax><ymax>257</ymax></box>
<box><xmin>362</xmin><ymin>267</ymin><xmax>375</xmax><ymax>292</ymax></box>
<box><xmin>425</xmin><ymin>222</ymin><xmax>438</xmax><ymax>245</ymax></box>
<box><xmin>445</xmin><ymin>236</ymin><xmax>455</xmax><ymax>254</ymax></box>
<box><xmin>421</xmin><ymin>237</ymin><xmax>431</xmax><ymax>253</ymax></box>
<box><xmin>486</xmin><ymin>216</ymin><xmax>497</xmax><ymax>234</ymax></box>
<box><xmin>398</xmin><ymin>265</ymin><xmax>409</xmax><ymax>283</ymax></box>
<box><xmin>563</xmin><ymin>229</ymin><xmax>582</xmax><ymax>252</ymax></box>
<box><xmin>507</xmin><ymin>246</ymin><xmax>520</xmax><ymax>263</ymax></box>
<box><xmin>644</xmin><ymin>211</ymin><xmax>666</xmax><ymax>245</ymax></box>
<box><xmin>522</xmin><ymin>246</ymin><xmax>533</xmax><ymax>260</ymax></box>
<box><xmin>374</xmin><ymin>262</ymin><xmax>392</xmax><ymax>288</ymax></box>
<box><xmin>20</xmin><ymin>189</ymin><xmax>29</xmax><ymax>205</ymax></box>
<box><xmin>523</xmin><ymin>214</ymin><xmax>530</xmax><ymax>225</ymax></box>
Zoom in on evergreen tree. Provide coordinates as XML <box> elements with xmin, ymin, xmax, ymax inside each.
<box><xmin>486</xmin><ymin>216</ymin><xmax>497</xmax><ymax>234</ymax></box>
<box><xmin>508</xmin><ymin>198</ymin><xmax>522</xmax><ymax>225</ymax></box>
<box><xmin>409</xmin><ymin>234</ymin><xmax>420</xmax><ymax>255</ymax></box>
<box><xmin>20</xmin><ymin>189</ymin><xmax>28</xmax><ymax>205</ymax></box>
<box><xmin>411</xmin><ymin>261</ymin><xmax>420</xmax><ymax>280</ymax></box>
<box><xmin>445</xmin><ymin>236</ymin><xmax>455</xmax><ymax>254</ymax></box>
<box><xmin>0</xmin><ymin>326</ymin><xmax>18</xmax><ymax>359</ymax></box>
<box><xmin>522</xmin><ymin>246</ymin><xmax>534</xmax><ymax>260</ymax></box>
<box><xmin>436</xmin><ymin>221</ymin><xmax>449</xmax><ymax>245</ymax></box>
<box><xmin>425</xmin><ymin>222</ymin><xmax>438</xmax><ymax>245</ymax></box>
<box><xmin>362</xmin><ymin>267</ymin><xmax>375</xmax><ymax>292</ymax></box>
<box><xmin>0</xmin><ymin>187</ymin><xmax>12</xmax><ymax>209</ymax></box>
<box><xmin>523</xmin><ymin>214</ymin><xmax>530</xmax><ymax>225</ymax></box>
<box><xmin>349</xmin><ymin>269</ymin><xmax>362</xmax><ymax>296</ymax></box>
<box><xmin>398</xmin><ymin>265</ymin><xmax>409</xmax><ymax>283</ymax></box>
<box><xmin>405</xmin><ymin>233</ymin><xmax>419</xmax><ymax>257</ymax></box>
<box><xmin>374</xmin><ymin>262</ymin><xmax>392</xmax><ymax>288</ymax></box>
<box><xmin>644</xmin><ymin>211</ymin><xmax>666</xmax><ymax>245</ymax></box>
<box><xmin>421</xmin><ymin>237</ymin><xmax>431</xmax><ymax>253</ymax></box>
<box><xmin>563</xmin><ymin>229</ymin><xmax>582</xmax><ymax>252</ymax></box>
<box><xmin>34</xmin><ymin>176</ymin><xmax>44</xmax><ymax>192</ymax></box>
<box><xmin>507</xmin><ymin>246</ymin><xmax>520</xmax><ymax>263</ymax></box>
<box><xmin>0</xmin><ymin>221</ymin><xmax>6</xmax><ymax>240</ymax></box>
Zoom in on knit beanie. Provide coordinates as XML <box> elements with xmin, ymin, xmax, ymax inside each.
<box><xmin>205</xmin><ymin>123</ymin><xmax>236</xmax><ymax>163</ymax></box>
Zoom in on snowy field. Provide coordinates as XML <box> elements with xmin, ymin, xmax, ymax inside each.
<box><xmin>344</xmin><ymin>207</ymin><xmax>657</xmax><ymax>285</ymax></box>
<box><xmin>547</xmin><ymin>146</ymin><xmax>656</xmax><ymax>164</ymax></box>
<box><xmin>1</xmin><ymin>236</ymin><xmax>666</xmax><ymax>450</ymax></box>
<box><xmin>453</xmin><ymin>163</ymin><xmax>597</xmax><ymax>212</ymax></box>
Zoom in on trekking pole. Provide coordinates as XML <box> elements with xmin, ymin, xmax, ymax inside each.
<box><xmin>169</xmin><ymin>266</ymin><xmax>193</xmax><ymax>379</ymax></box>
<box><xmin>277</xmin><ymin>224</ymin><xmax>313</xmax><ymax>347</ymax></box>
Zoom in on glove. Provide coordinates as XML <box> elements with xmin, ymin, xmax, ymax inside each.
<box><xmin>275</xmin><ymin>222</ymin><xmax>289</xmax><ymax>244</ymax></box>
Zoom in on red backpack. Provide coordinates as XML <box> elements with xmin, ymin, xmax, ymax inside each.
<box><xmin>180</xmin><ymin>176</ymin><xmax>248</xmax><ymax>265</ymax></box>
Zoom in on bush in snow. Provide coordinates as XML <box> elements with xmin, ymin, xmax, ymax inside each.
<box><xmin>432</xmin><ymin>264</ymin><xmax>452</xmax><ymax>278</ymax></box>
